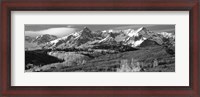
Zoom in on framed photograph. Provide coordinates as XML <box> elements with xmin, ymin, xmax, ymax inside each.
<box><xmin>1</xmin><ymin>0</ymin><xmax>199</xmax><ymax>96</ymax></box>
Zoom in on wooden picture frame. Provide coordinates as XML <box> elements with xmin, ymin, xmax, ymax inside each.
<box><xmin>0</xmin><ymin>0</ymin><xmax>199</xmax><ymax>96</ymax></box>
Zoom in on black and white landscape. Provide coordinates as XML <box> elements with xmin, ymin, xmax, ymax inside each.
<box><xmin>25</xmin><ymin>24</ymin><xmax>175</xmax><ymax>72</ymax></box>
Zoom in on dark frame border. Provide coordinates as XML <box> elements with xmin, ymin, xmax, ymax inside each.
<box><xmin>1</xmin><ymin>0</ymin><xmax>199</xmax><ymax>96</ymax></box>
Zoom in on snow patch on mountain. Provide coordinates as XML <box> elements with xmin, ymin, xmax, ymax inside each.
<box><xmin>124</xmin><ymin>29</ymin><xmax>138</xmax><ymax>37</ymax></box>
<box><xmin>98</xmin><ymin>35</ymin><xmax>117</xmax><ymax>44</ymax></box>
<box><xmin>158</xmin><ymin>32</ymin><xmax>174</xmax><ymax>38</ymax></box>
<box><xmin>124</xmin><ymin>36</ymin><xmax>147</xmax><ymax>47</ymax></box>
<box><xmin>47</xmin><ymin>34</ymin><xmax>76</xmax><ymax>47</ymax></box>
<box><xmin>46</xmin><ymin>27</ymin><xmax>94</xmax><ymax>48</ymax></box>
<box><xmin>43</xmin><ymin>26</ymin><xmax>175</xmax><ymax>49</ymax></box>
<box><xmin>32</xmin><ymin>34</ymin><xmax>57</xmax><ymax>45</ymax></box>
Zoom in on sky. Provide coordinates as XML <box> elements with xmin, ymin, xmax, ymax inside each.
<box><xmin>25</xmin><ymin>24</ymin><xmax>175</xmax><ymax>37</ymax></box>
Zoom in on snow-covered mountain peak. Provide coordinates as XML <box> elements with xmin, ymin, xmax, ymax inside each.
<box><xmin>42</xmin><ymin>26</ymin><xmax>175</xmax><ymax>49</ymax></box>
<box><xmin>46</xmin><ymin>27</ymin><xmax>94</xmax><ymax>48</ymax></box>
<box><xmin>124</xmin><ymin>29</ymin><xmax>137</xmax><ymax>37</ymax></box>
<box><xmin>33</xmin><ymin>34</ymin><xmax>57</xmax><ymax>45</ymax></box>
<box><xmin>135</xmin><ymin>27</ymin><xmax>148</xmax><ymax>35</ymax></box>
<box><xmin>98</xmin><ymin>35</ymin><xmax>117</xmax><ymax>44</ymax></box>
<box><xmin>35</xmin><ymin>34</ymin><xmax>55</xmax><ymax>39</ymax></box>
<box><xmin>82</xmin><ymin>27</ymin><xmax>91</xmax><ymax>33</ymax></box>
<box><xmin>108</xmin><ymin>29</ymin><xmax>114</xmax><ymax>33</ymax></box>
<box><xmin>79</xmin><ymin>27</ymin><xmax>93</xmax><ymax>37</ymax></box>
<box><xmin>158</xmin><ymin>32</ymin><xmax>174</xmax><ymax>38</ymax></box>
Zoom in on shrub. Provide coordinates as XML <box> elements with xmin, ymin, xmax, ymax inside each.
<box><xmin>117</xmin><ymin>59</ymin><xmax>141</xmax><ymax>72</ymax></box>
<box><xmin>25</xmin><ymin>64</ymin><xmax>34</xmax><ymax>69</ymax></box>
<box><xmin>153</xmin><ymin>59</ymin><xmax>158</xmax><ymax>67</ymax></box>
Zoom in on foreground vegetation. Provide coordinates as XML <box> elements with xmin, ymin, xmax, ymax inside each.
<box><xmin>25</xmin><ymin>45</ymin><xmax>175</xmax><ymax>72</ymax></box>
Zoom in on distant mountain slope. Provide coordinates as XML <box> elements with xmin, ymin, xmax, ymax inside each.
<box><xmin>139</xmin><ymin>39</ymin><xmax>159</xmax><ymax>47</ymax></box>
<box><xmin>46</xmin><ymin>27</ymin><xmax>95</xmax><ymax>49</ymax></box>
<box><xmin>98</xmin><ymin>35</ymin><xmax>117</xmax><ymax>45</ymax></box>
<box><xmin>25</xmin><ymin>36</ymin><xmax>34</xmax><ymax>43</ymax></box>
<box><xmin>25</xmin><ymin>34</ymin><xmax>58</xmax><ymax>50</ymax></box>
<box><xmin>25</xmin><ymin>27</ymin><xmax>77</xmax><ymax>37</ymax></box>
<box><xmin>33</xmin><ymin>34</ymin><xmax>57</xmax><ymax>45</ymax></box>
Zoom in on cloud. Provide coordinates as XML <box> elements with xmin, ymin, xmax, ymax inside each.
<box><xmin>66</xmin><ymin>25</ymin><xmax>74</xmax><ymax>28</ymax></box>
<box><xmin>25</xmin><ymin>27</ymin><xmax>77</xmax><ymax>37</ymax></box>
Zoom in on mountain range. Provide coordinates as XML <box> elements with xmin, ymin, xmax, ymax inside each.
<box><xmin>25</xmin><ymin>27</ymin><xmax>175</xmax><ymax>50</ymax></box>
<box><xmin>25</xmin><ymin>34</ymin><xmax>57</xmax><ymax>44</ymax></box>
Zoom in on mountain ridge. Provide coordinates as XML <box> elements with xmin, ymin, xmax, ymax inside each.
<box><xmin>26</xmin><ymin>27</ymin><xmax>175</xmax><ymax>50</ymax></box>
